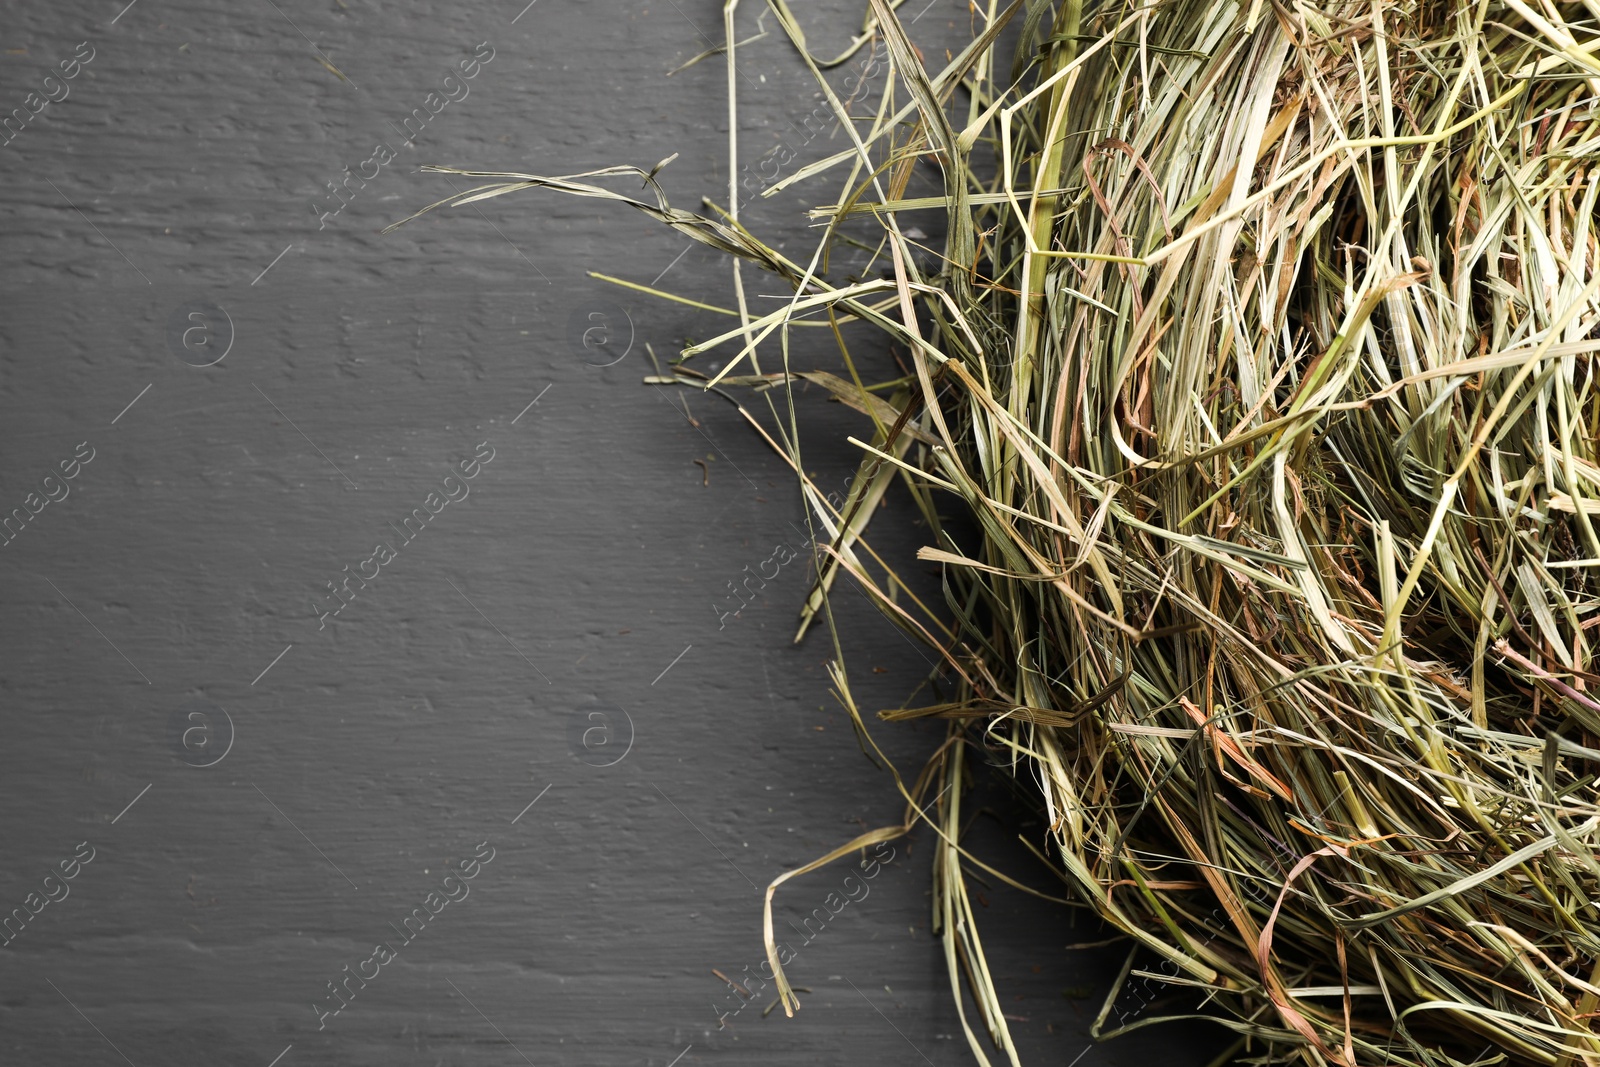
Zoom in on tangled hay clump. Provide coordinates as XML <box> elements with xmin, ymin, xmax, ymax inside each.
<box><xmin>393</xmin><ymin>0</ymin><xmax>1600</xmax><ymax>1062</ymax></box>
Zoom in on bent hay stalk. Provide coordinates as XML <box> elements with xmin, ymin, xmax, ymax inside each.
<box><xmin>394</xmin><ymin>1</ymin><xmax>1600</xmax><ymax>1063</ymax></box>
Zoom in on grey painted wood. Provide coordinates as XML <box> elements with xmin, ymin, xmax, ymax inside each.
<box><xmin>0</xmin><ymin>2</ymin><xmax>1224</xmax><ymax>1064</ymax></box>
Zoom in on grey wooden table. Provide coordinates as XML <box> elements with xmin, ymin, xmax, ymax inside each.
<box><xmin>0</xmin><ymin>2</ymin><xmax>1224</xmax><ymax>1064</ymax></box>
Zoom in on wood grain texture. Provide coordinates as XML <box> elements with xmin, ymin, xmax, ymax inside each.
<box><xmin>0</xmin><ymin>1</ymin><xmax>1221</xmax><ymax>1063</ymax></box>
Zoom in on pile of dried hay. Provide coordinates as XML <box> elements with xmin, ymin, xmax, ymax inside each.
<box><xmin>393</xmin><ymin>0</ymin><xmax>1600</xmax><ymax>1062</ymax></box>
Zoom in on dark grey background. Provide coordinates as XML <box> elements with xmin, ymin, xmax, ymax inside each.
<box><xmin>0</xmin><ymin>2</ymin><xmax>1220</xmax><ymax>1064</ymax></box>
